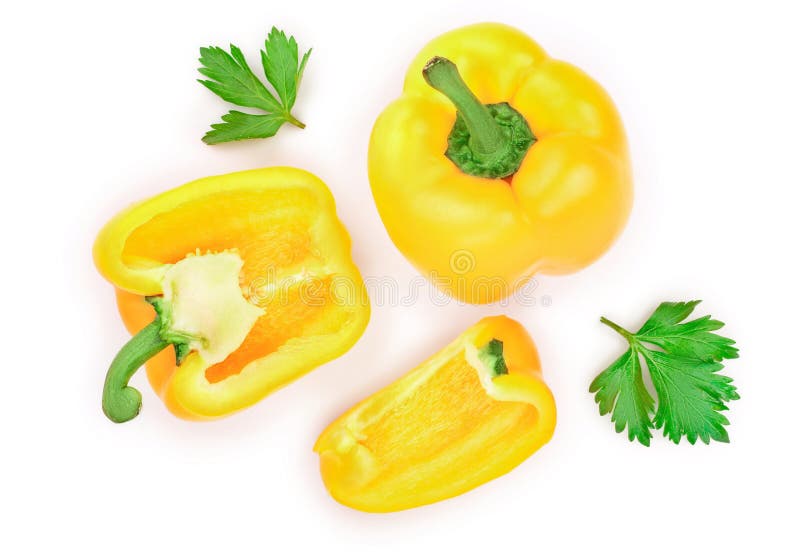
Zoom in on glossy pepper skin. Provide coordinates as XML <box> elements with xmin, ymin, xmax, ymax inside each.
<box><xmin>315</xmin><ymin>316</ymin><xmax>556</xmax><ymax>512</ymax></box>
<box><xmin>95</xmin><ymin>167</ymin><xmax>370</xmax><ymax>421</ymax></box>
<box><xmin>369</xmin><ymin>23</ymin><xmax>632</xmax><ymax>303</ymax></box>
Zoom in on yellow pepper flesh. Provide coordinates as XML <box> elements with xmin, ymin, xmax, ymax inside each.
<box><xmin>95</xmin><ymin>167</ymin><xmax>370</xmax><ymax>420</ymax></box>
<box><xmin>369</xmin><ymin>23</ymin><xmax>632</xmax><ymax>303</ymax></box>
<box><xmin>315</xmin><ymin>315</ymin><xmax>556</xmax><ymax>512</ymax></box>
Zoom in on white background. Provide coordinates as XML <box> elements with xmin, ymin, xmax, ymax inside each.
<box><xmin>2</xmin><ymin>1</ymin><xmax>798</xmax><ymax>552</ymax></box>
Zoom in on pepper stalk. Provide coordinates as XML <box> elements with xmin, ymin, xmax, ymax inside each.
<box><xmin>422</xmin><ymin>56</ymin><xmax>536</xmax><ymax>179</ymax></box>
<box><xmin>101</xmin><ymin>252</ymin><xmax>263</xmax><ymax>423</ymax></box>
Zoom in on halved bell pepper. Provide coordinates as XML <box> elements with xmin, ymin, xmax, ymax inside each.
<box><xmin>314</xmin><ymin>315</ymin><xmax>556</xmax><ymax>512</ymax></box>
<box><xmin>368</xmin><ymin>23</ymin><xmax>633</xmax><ymax>303</ymax></box>
<box><xmin>95</xmin><ymin>167</ymin><xmax>370</xmax><ymax>422</ymax></box>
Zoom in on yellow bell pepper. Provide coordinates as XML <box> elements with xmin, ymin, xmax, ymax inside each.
<box><xmin>315</xmin><ymin>315</ymin><xmax>556</xmax><ymax>512</ymax></box>
<box><xmin>94</xmin><ymin>167</ymin><xmax>370</xmax><ymax>422</ymax></box>
<box><xmin>368</xmin><ymin>23</ymin><xmax>632</xmax><ymax>303</ymax></box>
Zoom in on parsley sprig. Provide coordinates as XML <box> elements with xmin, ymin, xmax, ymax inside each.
<box><xmin>197</xmin><ymin>27</ymin><xmax>311</xmax><ymax>144</ymax></box>
<box><xmin>590</xmin><ymin>300</ymin><xmax>739</xmax><ymax>446</ymax></box>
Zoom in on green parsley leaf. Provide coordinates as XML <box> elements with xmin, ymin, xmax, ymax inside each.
<box><xmin>591</xmin><ymin>349</ymin><xmax>655</xmax><ymax>445</ymax></box>
<box><xmin>260</xmin><ymin>27</ymin><xmax>312</xmax><ymax>111</ymax></box>
<box><xmin>198</xmin><ymin>45</ymin><xmax>282</xmax><ymax>113</ymax></box>
<box><xmin>197</xmin><ymin>27</ymin><xmax>310</xmax><ymax>144</ymax></box>
<box><xmin>590</xmin><ymin>300</ymin><xmax>739</xmax><ymax>446</ymax></box>
<box><xmin>202</xmin><ymin>111</ymin><xmax>286</xmax><ymax>145</ymax></box>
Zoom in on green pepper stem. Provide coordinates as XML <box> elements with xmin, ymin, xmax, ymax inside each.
<box><xmin>102</xmin><ymin>319</ymin><xmax>169</xmax><ymax>423</ymax></box>
<box><xmin>478</xmin><ymin>338</ymin><xmax>509</xmax><ymax>378</ymax></box>
<box><xmin>423</xmin><ymin>56</ymin><xmax>508</xmax><ymax>159</ymax></box>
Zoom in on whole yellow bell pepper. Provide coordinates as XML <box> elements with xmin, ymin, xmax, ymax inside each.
<box><xmin>94</xmin><ymin>167</ymin><xmax>370</xmax><ymax>422</ymax></box>
<box><xmin>315</xmin><ymin>315</ymin><xmax>556</xmax><ymax>512</ymax></box>
<box><xmin>369</xmin><ymin>23</ymin><xmax>633</xmax><ymax>303</ymax></box>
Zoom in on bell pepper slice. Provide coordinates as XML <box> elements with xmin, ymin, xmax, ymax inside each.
<box><xmin>368</xmin><ymin>23</ymin><xmax>633</xmax><ymax>303</ymax></box>
<box><xmin>314</xmin><ymin>315</ymin><xmax>556</xmax><ymax>512</ymax></box>
<box><xmin>94</xmin><ymin>167</ymin><xmax>370</xmax><ymax>422</ymax></box>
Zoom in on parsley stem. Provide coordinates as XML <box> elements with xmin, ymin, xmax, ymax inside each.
<box><xmin>600</xmin><ymin>316</ymin><xmax>634</xmax><ymax>341</ymax></box>
<box><xmin>286</xmin><ymin>113</ymin><xmax>305</xmax><ymax>129</ymax></box>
